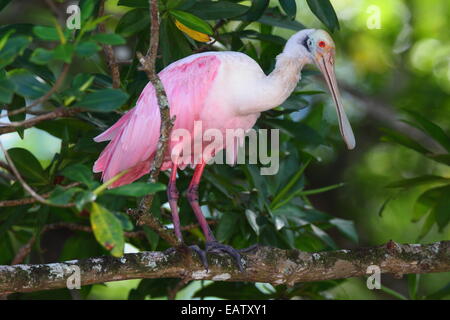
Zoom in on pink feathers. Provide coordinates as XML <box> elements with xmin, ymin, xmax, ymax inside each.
<box><xmin>93</xmin><ymin>55</ymin><xmax>221</xmax><ymax>188</ymax></box>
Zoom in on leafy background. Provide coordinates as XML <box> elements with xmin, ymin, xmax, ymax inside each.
<box><xmin>0</xmin><ymin>0</ymin><xmax>449</xmax><ymax>299</ymax></box>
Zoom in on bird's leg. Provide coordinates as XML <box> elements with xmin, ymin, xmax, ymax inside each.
<box><xmin>186</xmin><ymin>162</ymin><xmax>244</xmax><ymax>271</ymax></box>
<box><xmin>167</xmin><ymin>164</ymin><xmax>206</xmax><ymax>266</ymax></box>
<box><xmin>167</xmin><ymin>164</ymin><xmax>183</xmax><ymax>241</ymax></box>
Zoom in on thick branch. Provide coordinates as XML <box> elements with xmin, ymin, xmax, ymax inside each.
<box><xmin>1</xmin><ymin>241</ymin><xmax>449</xmax><ymax>294</ymax></box>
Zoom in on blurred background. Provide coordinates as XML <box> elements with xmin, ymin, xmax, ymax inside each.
<box><xmin>0</xmin><ymin>0</ymin><xmax>449</xmax><ymax>299</ymax></box>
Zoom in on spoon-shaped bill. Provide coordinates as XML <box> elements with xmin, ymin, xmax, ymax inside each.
<box><xmin>316</xmin><ymin>56</ymin><xmax>355</xmax><ymax>150</ymax></box>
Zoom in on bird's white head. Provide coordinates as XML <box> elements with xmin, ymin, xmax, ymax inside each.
<box><xmin>284</xmin><ymin>29</ymin><xmax>356</xmax><ymax>150</ymax></box>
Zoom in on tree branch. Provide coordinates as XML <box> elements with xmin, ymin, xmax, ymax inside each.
<box><xmin>0</xmin><ymin>107</ymin><xmax>82</xmax><ymax>135</ymax></box>
<box><xmin>98</xmin><ymin>0</ymin><xmax>121</xmax><ymax>89</ymax></box>
<box><xmin>128</xmin><ymin>0</ymin><xmax>179</xmax><ymax>248</ymax></box>
<box><xmin>1</xmin><ymin>241</ymin><xmax>448</xmax><ymax>294</ymax></box>
<box><xmin>0</xmin><ymin>64</ymin><xmax>70</xmax><ymax>119</ymax></box>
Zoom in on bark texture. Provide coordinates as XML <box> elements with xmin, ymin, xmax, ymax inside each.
<box><xmin>1</xmin><ymin>241</ymin><xmax>449</xmax><ymax>294</ymax></box>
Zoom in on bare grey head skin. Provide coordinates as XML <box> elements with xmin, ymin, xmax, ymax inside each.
<box><xmin>283</xmin><ymin>29</ymin><xmax>356</xmax><ymax>150</ymax></box>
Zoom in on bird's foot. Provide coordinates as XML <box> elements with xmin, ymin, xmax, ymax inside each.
<box><xmin>206</xmin><ymin>241</ymin><xmax>244</xmax><ymax>272</ymax></box>
<box><xmin>164</xmin><ymin>244</ymin><xmax>208</xmax><ymax>268</ymax></box>
<box><xmin>239</xmin><ymin>243</ymin><xmax>261</xmax><ymax>253</ymax></box>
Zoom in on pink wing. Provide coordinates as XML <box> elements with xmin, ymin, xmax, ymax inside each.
<box><xmin>93</xmin><ymin>55</ymin><xmax>221</xmax><ymax>188</ymax></box>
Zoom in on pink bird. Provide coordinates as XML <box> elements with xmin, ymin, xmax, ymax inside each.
<box><xmin>93</xmin><ymin>29</ymin><xmax>355</xmax><ymax>269</ymax></box>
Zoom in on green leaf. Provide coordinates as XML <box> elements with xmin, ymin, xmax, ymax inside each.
<box><xmin>74</xmin><ymin>190</ymin><xmax>97</xmax><ymax>211</ymax></box>
<box><xmin>90</xmin><ymin>202</ymin><xmax>124</xmax><ymax>257</ymax></box>
<box><xmin>433</xmin><ymin>192</ymin><xmax>450</xmax><ymax>231</ymax></box>
<box><xmin>386</xmin><ymin>175</ymin><xmax>450</xmax><ymax>188</ymax></box>
<box><xmin>186</xmin><ymin>1</ymin><xmax>248</xmax><ymax>20</ymax></box>
<box><xmin>75</xmin><ymin>41</ymin><xmax>101</xmax><ymax>57</ymax></box>
<box><xmin>246</xmin><ymin>0</ymin><xmax>270</xmax><ymax>22</ymax></box>
<box><xmin>311</xmin><ymin>224</ymin><xmax>337</xmax><ymax>249</ymax></box>
<box><xmin>103</xmin><ymin>182</ymin><xmax>166</xmax><ymax>197</ymax></box>
<box><xmin>48</xmin><ymin>186</ymin><xmax>82</xmax><ymax>205</ymax></box>
<box><xmin>78</xmin><ymin>89</ymin><xmax>129</xmax><ymax>112</ymax></box>
<box><xmin>407</xmin><ymin>274</ymin><xmax>420</xmax><ymax>300</ymax></box>
<box><xmin>8</xmin><ymin>68</ymin><xmax>51</xmax><ymax>99</ymax></box>
<box><xmin>160</xmin><ymin>17</ymin><xmax>192</xmax><ymax>66</ymax></box>
<box><xmin>0</xmin><ymin>77</ymin><xmax>14</xmax><ymax>103</ymax></box>
<box><xmin>7</xmin><ymin>148</ymin><xmax>48</xmax><ymax>184</ymax></box>
<box><xmin>380</xmin><ymin>285</ymin><xmax>408</xmax><ymax>300</ymax></box>
<box><xmin>216</xmin><ymin>212</ymin><xmax>239</xmax><ymax>242</ymax></box>
<box><xmin>403</xmin><ymin>110</ymin><xmax>450</xmax><ymax>153</ymax></box>
<box><xmin>32</xmin><ymin>26</ymin><xmax>59</xmax><ymax>41</ymax></box>
<box><xmin>418</xmin><ymin>210</ymin><xmax>435</xmax><ymax>240</ymax></box>
<box><xmin>380</xmin><ymin>127</ymin><xmax>431</xmax><ymax>154</ymax></box>
<box><xmin>257</xmin><ymin>7</ymin><xmax>305</xmax><ymax>30</ymax></box>
<box><xmin>306</xmin><ymin>0</ymin><xmax>340</xmax><ymax>31</ymax></box>
<box><xmin>115</xmin><ymin>8</ymin><xmax>150</xmax><ymax>37</ymax></box>
<box><xmin>53</xmin><ymin>43</ymin><xmax>74</xmax><ymax>63</ymax></box>
<box><xmin>245</xmin><ymin>209</ymin><xmax>260</xmax><ymax>236</ymax></box>
<box><xmin>170</xmin><ymin>10</ymin><xmax>213</xmax><ymax>35</ymax></box>
<box><xmin>413</xmin><ymin>185</ymin><xmax>448</xmax><ymax>222</ymax></box>
<box><xmin>79</xmin><ymin>0</ymin><xmax>96</xmax><ymax>22</ymax></box>
<box><xmin>29</xmin><ymin>48</ymin><xmax>55</xmax><ymax>65</ymax></box>
<box><xmin>427</xmin><ymin>154</ymin><xmax>450</xmax><ymax>166</ymax></box>
<box><xmin>143</xmin><ymin>226</ymin><xmax>159</xmax><ymax>251</ymax></box>
<box><xmin>91</xmin><ymin>33</ymin><xmax>126</xmax><ymax>45</ymax></box>
<box><xmin>117</xmin><ymin>0</ymin><xmax>148</xmax><ymax>7</ymax></box>
<box><xmin>61</xmin><ymin>163</ymin><xmax>95</xmax><ymax>188</ymax></box>
<box><xmin>112</xmin><ymin>211</ymin><xmax>134</xmax><ymax>231</ymax></box>
<box><xmin>425</xmin><ymin>283</ymin><xmax>450</xmax><ymax>300</ymax></box>
<box><xmin>7</xmin><ymin>94</ymin><xmax>25</xmax><ymax>129</ymax></box>
<box><xmin>329</xmin><ymin>218</ymin><xmax>358</xmax><ymax>243</ymax></box>
<box><xmin>279</xmin><ymin>0</ymin><xmax>297</xmax><ymax>19</ymax></box>
<box><xmin>0</xmin><ymin>36</ymin><xmax>31</xmax><ymax>69</ymax></box>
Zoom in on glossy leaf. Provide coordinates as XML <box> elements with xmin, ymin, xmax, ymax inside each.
<box><xmin>246</xmin><ymin>0</ymin><xmax>270</xmax><ymax>22</ymax></box>
<box><xmin>115</xmin><ymin>9</ymin><xmax>150</xmax><ymax>37</ymax></box>
<box><xmin>403</xmin><ymin>110</ymin><xmax>450</xmax><ymax>152</ymax></box>
<box><xmin>103</xmin><ymin>182</ymin><xmax>166</xmax><ymax>197</ymax></box>
<box><xmin>32</xmin><ymin>26</ymin><xmax>59</xmax><ymax>41</ymax></box>
<box><xmin>170</xmin><ymin>10</ymin><xmax>213</xmax><ymax>35</ymax></box>
<box><xmin>8</xmin><ymin>68</ymin><xmax>51</xmax><ymax>99</ymax></box>
<box><xmin>380</xmin><ymin>128</ymin><xmax>431</xmax><ymax>154</ymax></box>
<box><xmin>90</xmin><ymin>202</ymin><xmax>124</xmax><ymax>257</ymax></box>
<box><xmin>77</xmin><ymin>89</ymin><xmax>129</xmax><ymax>112</ymax></box>
<box><xmin>61</xmin><ymin>163</ymin><xmax>95</xmax><ymax>188</ymax></box>
<box><xmin>0</xmin><ymin>36</ymin><xmax>30</xmax><ymax>69</ymax></box>
<box><xmin>91</xmin><ymin>33</ymin><xmax>126</xmax><ymax>45</ymax></box>
<box><xmin>29</xmin><ymin>48</ymin><xmax>55</xmax><ymax>65</ymax></box>
<box><xmin>0</xmin><ymin>77</ymin><xmax>14</xmax><ymax>103</ymax></box>
<box><xmin>279</xmin><ymin>0</ymin><xmax>296</xmax><ymax>19</ymax></box>
<box><xmin>306</xmin><ymin>0</ymin><xmax>340</xmax><ymax>31</ymax></box>
<box><xmin>7</xmin><ymin>148</ymin><xmax>48</xmax><ymax>184</ymax></box>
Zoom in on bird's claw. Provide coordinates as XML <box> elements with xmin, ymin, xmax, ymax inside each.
<box><xmin>206</xmin><ymin>241</ymin><xmax>244</xmax><ymax>272</ymax></box>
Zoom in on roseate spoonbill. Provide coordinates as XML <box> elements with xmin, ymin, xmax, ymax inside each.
<box><xmin>93</xmin><ymin>29</ymin><xmax>355</xmax><ymax>269</ymax></box>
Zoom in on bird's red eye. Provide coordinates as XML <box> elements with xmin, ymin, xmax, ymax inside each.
<box><xmin>318</xmin><ymin>41</ymin><xmax>326</xmax><ymax>48</ymax></box>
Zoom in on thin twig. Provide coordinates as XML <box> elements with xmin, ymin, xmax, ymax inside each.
<box><xmin>0</xmin><ymin>64</ymin><xmax>70</xmax><ymax>119</ymax></box>
<box><xmin>128</xmin><ymin>0</ymin><xmax>179</xmax><ymax>248</ymax></box>
<box><xmin>0</xmin><ymin>141</ymin><xmax>50</xmax><ymax>205</ymax></box>
<box><xmin>0</xmin><ymin>182</ymin><xmax>79</xmax><ymax>207</ymax></box>
<box><xmin>98</xmin><ymin>0</ymin><xmax>121</xmax><ymax>88</ymax></box>
<box><xmin>0</xmin><ymin>107</ymin><xmax>82</xmax><ymax>135</ymax></box>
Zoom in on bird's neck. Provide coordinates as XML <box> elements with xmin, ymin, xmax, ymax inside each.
<box><xmin>264</xmin><ymin>53</ymin><xmax>308</xmax><ymax>107</ymax></box>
